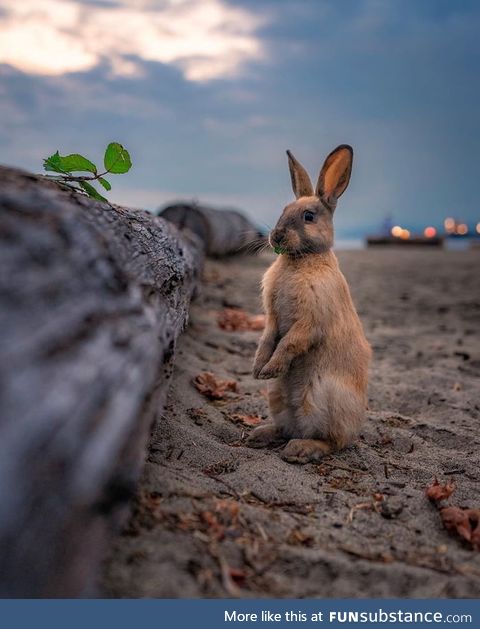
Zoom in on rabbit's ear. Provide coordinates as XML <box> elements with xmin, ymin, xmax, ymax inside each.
<box><xmin>286</xmin><ymin>150</ymin><xmax>314</xmax><ymax>199</ymax></box>
<box><xmin>315</xmin><ymin>145</ymin><xmax>353</xmax><ymax>206</ymax></box>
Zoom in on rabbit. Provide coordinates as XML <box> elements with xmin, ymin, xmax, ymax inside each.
<box><xmin>247</xmin><ymin>144</ymin><xmax>371</xmax><ymax>463</ymax></box>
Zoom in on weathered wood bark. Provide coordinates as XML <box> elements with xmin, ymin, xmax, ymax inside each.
<box><xmin>0</xmin><ymin>167</ymin><xmax>203</xmax><ymax>597</ymax></box>
<box><xmin>160</xmin><ymin>203</ymin><xmax>263</xmax><ymax>256</ymax></box>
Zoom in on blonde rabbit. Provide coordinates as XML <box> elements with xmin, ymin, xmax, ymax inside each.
<box><xmin>248</xmin><ymin>145</ymin><xmax>371</xmax><ymax>463</ymax></box>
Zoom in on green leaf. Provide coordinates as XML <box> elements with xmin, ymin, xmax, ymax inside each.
<box><xmin>104</xmin><ymin>142</ymin><xmax>132</xmax><ymax>174</ymax></box>
<box><xmin>79</xmin><ymin>181</ymin><xmax>108</xmax><ymax>203</ymax></box>
<box><xmin>98</xmin><ymin>177</ymin><xmax>112</xmax><ymax>191</ymax></box>
<box><xmin>43</xmin><ymin>150</ymin><xmax>97</xmax><ymax>174</ymax></box>
<box><xmin>58</xmin><ymin>153</ymin><xmax>97</xmax><ymax>174</ymax></box>
<box><xmin>43</xmin><ymin>151</ymin><xmax>65</xmax><ymax>173</ymax></box>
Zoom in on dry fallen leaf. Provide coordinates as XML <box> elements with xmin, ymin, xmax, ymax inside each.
<box><xmin>247</xmin><ymin>315</ymin><xmax>266</xmax><ymax>331</ymax></box>
<box><xmin>228</xmin><ymin>567</ymin><xmax>247</xmax><ymax>586</ymax></box>
<box><xmin>217</xmin><ymin>308</ymin><xmax>265</xmax><ymax>332</ymax></box>
<box><xmin>425</xmin><ymin>478</ymin><xmax>456</xmax><ymax>502</ymax></box>
<box><xmin>193</xmin><ymin>372</ymin><xmax>238</xmax><ymax>400</ymax></box>
<box><xmin>229</xmin><ymin>413</ymin><xmax>262</xmax><ymax>427</ymax></box>
<box><xmin>177</xmin><ymin>512</ymin><xmax>199</xmax><ymax>532</ymax></box>
<box><xmin>200</xmin><ymin>510</ymin><xmax>225</xmax><ymax>541</ymax></box>
<box><xmin>286</xmin><ymin>528</ymin><xmax>314</xmax><ymax>547</ymax></box>
<box><xmin>440</xmin><ymin>506</ymin><xmax>480</xmax><ymax>550</ymax></box>
<box><xmin>215</xmin><ymin>499</ymin><xmax>240</xmax><ymax>524</ymax></box>
<box><xmin>187</xmin><ymin>407</ymin><xmax>207</xmax><ymax>425</ymax></box>
<box><xmin>425</xmin><ymin>479</ymin><xmax>480</xmax><ymax>552</ymax></box>
<box><xmin>472</xmin><ymin>512</ymin><xmax>480</xmax><ymax>551</ymax></box>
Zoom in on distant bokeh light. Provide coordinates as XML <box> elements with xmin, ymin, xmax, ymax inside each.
<box><xmin>444</xmin><ymin>218</ymin><xmax>455</xmax><ymax>233</ymax></box>
<box><xmin>391</xmin><ymin>225</ymin><xmax>403</xmax><ymax>238</ymax></box>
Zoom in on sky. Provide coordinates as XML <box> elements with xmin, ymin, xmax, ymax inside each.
<box><xmin>0</xmin><ymin>0</ymin><xmax>479</xmax><ymax>238</ymax></box>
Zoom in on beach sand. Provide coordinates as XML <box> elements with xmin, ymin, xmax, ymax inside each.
<box><xmin>102</xmin><ymin>248</ymin><xmax>480</xmax><ymax>598</ymax></box>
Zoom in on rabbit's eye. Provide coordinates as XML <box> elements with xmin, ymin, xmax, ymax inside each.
<box><xmin>303</xmin><ymin>211</ymin><xmax>315</xmax><ymax>223</ymax></box>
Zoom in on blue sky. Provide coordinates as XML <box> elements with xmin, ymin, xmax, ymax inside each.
<box><xmin>0</xmin><ymin>0</ymin><xmax>479</xmax><ymax>237</ymax></box>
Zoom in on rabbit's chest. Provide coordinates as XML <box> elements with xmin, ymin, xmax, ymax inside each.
<box><xmin>271</xmin><ymin>279</ymin><xmax>306</xmax><ymax>332</ymax></box>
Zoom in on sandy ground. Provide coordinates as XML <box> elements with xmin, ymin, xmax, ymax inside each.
<box><xmin>102</xmin><ymin>248</ymin><xmax>480</xmax><ymax>598</ymax></box>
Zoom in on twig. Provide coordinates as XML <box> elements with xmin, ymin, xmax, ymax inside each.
<box><xmin>346</xmin><ymin>501</ymin><xmax>372</xmax><ymax>523</ymax></box>
<box><xmin>203</xmin><ymin>471</ymin><xmax>243</xmax><ymax>501</ymax></box>
<box><xmin>256</xmin><ymin>522</ymin><xmax>269</xmax><ymax>541</ymax></box>
<box><xmin>209</xmin><ymin>544</ymin><xmax>243</xmax><ymax>598</ymax></box>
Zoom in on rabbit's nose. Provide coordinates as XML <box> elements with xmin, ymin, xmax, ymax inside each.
<box><xmin>270</xmin><ymin>228</ymin><xmax>285</xmax><ymax>246</ymax></box>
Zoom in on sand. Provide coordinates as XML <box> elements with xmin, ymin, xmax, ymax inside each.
<box><xmin>101</xmin><ymin>248</ymin><xmax>480</xmax><ymax>598</ymax></box>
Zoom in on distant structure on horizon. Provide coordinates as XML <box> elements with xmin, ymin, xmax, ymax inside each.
<box><xmin>366</xmin><ymin>214</ymin><xmax>480</xmax><ymax>247</ymax></box>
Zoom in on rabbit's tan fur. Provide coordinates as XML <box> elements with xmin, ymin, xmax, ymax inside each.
<box><xmin>248</xmin><ymin>145</ymin><xmax>371</xmax><ymax>463</ymax></box>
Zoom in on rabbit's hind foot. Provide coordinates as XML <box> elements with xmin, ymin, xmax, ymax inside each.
<box><xmin>246</xmin><ymin>423</ymin><xmax>285</xmax><ymax>448</ymax></box>
<box><xmin>281</xmin><ymin>438</ymin><xmax>331</xmax><ymax>464</ymax></box>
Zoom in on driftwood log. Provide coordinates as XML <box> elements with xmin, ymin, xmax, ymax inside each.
<box><xmin>0</xmin><ymin>167</ymin><xmax>203</xmax><ymax>597</ymax></box>
<box><xmin>160</xmin><ymin>202</ymin><xmax>262</xmax><ymax>256</ymax></box>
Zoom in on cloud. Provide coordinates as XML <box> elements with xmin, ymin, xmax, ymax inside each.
<box><xmin>0</xmin><ymin>0</ymin><xmax>266</xmax><ymax>81</ymax></box>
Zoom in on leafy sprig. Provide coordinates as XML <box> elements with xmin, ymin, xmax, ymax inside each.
<box><xmin>43</xmin><ymin>142</ymin><xmax>132</xmax><ymax>202</ymax></box>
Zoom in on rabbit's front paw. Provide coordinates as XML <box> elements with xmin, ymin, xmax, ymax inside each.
<box><xmin>253</xmin><ymin>346</ymin><xmax>274</xmax><ymax>378</ymax></box>
<box><xmin>252</xmin><ymin>358</ymin><xmax>266</xmax><ymax>379</ymax></box>
<box><xmin>257</xmin><ymin>357</ymin><xmax>287</xmax><ymax>379</ymax></box>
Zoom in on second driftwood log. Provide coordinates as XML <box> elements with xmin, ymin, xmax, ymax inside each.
<box><xmin>160</xmin><ymin>202</ymin><xmax>262</xmax><ymax>256</ymax></box>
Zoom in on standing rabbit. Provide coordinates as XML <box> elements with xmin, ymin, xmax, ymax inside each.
<box><xmin>248</xmin><ymin>145</ymin><xmax>371</xmax><ymax>463</ymax></box>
